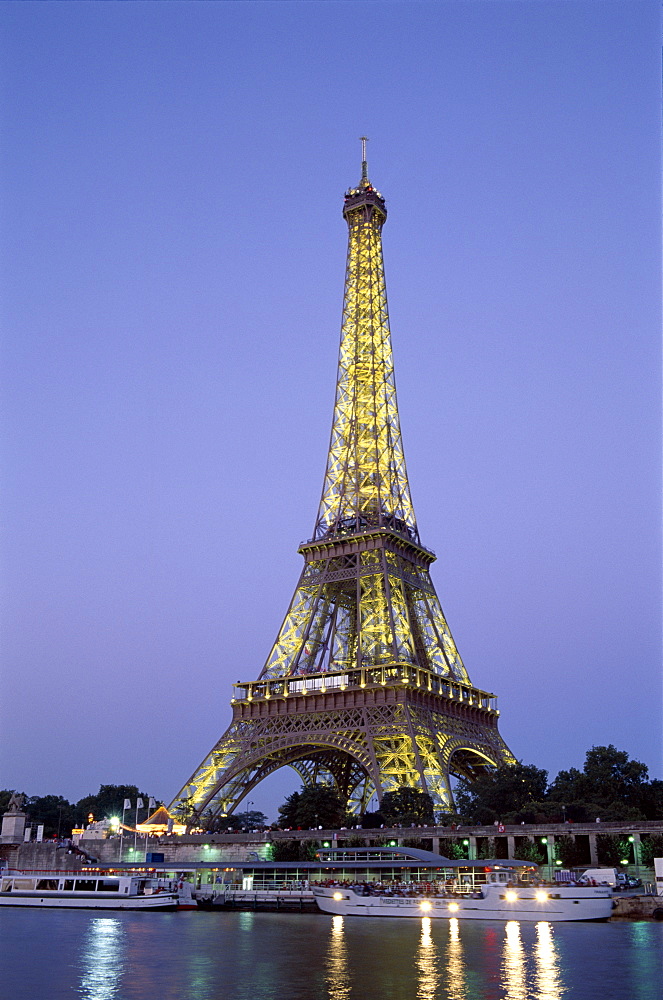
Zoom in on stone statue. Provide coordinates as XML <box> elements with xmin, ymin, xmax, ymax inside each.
<box><xmin>6</xmin><ymin>792</ymin><xmax>25</xmax><ymax>812</ymax></box>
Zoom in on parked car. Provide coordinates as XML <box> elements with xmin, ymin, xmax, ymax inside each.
<box><xmin>616</xmin><ymin>873</ymin><xmax>642</xmax><ymax>890</ymax></box>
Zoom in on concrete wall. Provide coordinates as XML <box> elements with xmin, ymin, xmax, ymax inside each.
<box><xmin>3</xmin><ymin>819</ymin><xmax>661</xmax><ymax>873</ymax></box>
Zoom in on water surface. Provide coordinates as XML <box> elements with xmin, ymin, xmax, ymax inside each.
<box><xmin>2</xmin><ymin>909</ymin><xmax>661</xmax><ymax>999</ymax></box>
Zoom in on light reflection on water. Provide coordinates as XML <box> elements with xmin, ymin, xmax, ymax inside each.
<box><xmin>3</xmin><ymin>909</ymin><xmax>661</xmax><ymax>1000</ymax></box>
<box><xmin>502</xmin><ymin>920</ymin><xmax>528</xmax><ymax>1000</ymax></box>
<box><xmin>446</xmin><ymin>917</ymin><xmax>467</xmax><ymax>1000</ymax></box>
<box><xmin>416</xmin><ymin>916</ymin><xmax>440</xmax><ymax>1000</ymax></box>
<box><xmin>535</xmin><ymin>922</ymin><xmax>564</xmax><ymax>999</ymax></box>
<box><xmin>79</xmin><ymin>917</ymin><xmax>125</xmax><ymax>1000</ymax></box>
<box><xmin>326</xmin><ymin>915</ymin><xmax>351</xmax><ymax>1000</ymax></box>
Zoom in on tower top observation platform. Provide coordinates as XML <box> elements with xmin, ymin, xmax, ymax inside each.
<box><xmin>343</xmin><ymin>136</ymin><xmax>387</xmax><ymax>218</ymax></box>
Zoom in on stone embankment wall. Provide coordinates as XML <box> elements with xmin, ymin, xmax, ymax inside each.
<box><xmin>612</xmin><ymin>896</ymin><xmax>663</xmax><ymax>920</ymax></box>
<box><xmin>3</xmin><ymin>819</ymin><xmax>662</xmax><ymax>871</ymax></box>
<box><xmin>0</xmin><ymin>843</ymin><xmax>87</xmax><ymax>871</ymax></box>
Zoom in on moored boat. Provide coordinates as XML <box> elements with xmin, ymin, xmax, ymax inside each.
<box><xmin>0</xmin><ymin>870</ymin><xmax>179</xmax><ymax>910</ymax></box>
<box><xmin>313</xmin><ymin>865</ymin><xmax>614</xmax><ymax>922</ymax></box>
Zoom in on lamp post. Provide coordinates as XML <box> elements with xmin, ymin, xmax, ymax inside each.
<box><xmin>628</xmin><ymin>835</ymin><xmax>640</xmax><ymax>879</ymax></box>
<box><xmin>120</xmin><ymin>800</ymin><xmax>129</xmax><ymax>862</ymax></box>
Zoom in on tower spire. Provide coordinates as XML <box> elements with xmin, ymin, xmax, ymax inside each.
<box><xmin>360</xmin><ymin>135</ymin><xmax>369</xmax><ymax>185</ymax></box>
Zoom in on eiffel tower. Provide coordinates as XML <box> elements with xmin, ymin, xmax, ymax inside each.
<box><xmin>170</xmin><ymin>142</ymin><xmax>514</xmax><ymax>823</ymax></box>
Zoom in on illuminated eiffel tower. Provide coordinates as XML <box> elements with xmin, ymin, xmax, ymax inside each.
<box><xmin>170</xmin><ymin>142</ymin><xmax>514</xmax><ymax>823</ymax></box>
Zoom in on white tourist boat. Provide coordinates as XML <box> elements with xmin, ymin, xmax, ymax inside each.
<box><xmin>313</xmin><ymin>867</ymin><xmax>614</xmax><ymax>922</ymax></box>
<box><xmin>0</xmin><ymin>870</ymin><xmax>179</xmax><ymax>910</ymax></box>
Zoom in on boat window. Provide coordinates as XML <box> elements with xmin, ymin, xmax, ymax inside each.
<box><xmin>12</xmin><ymin>879</ymin><xmax>35</xmax><ymax>890</ymax></box>
<box><xmin>1</xmin><ymin>879</ymin><xmax>12</xmax><ymax>891</ymax></box>
<box><xmin>64</xmin><ymin>880</ymin><xmax>74</xmax><ymax>890</ymax></box>
<box><xmin>36</xmin><ymin>879</ymin><xmax>59</xmax><ymax>891</ymax></box>
<box><xmin>74</xmin><ymin>880</ymin><xmax>97</xmax><ymax>892</ymax></box>
<box><xmin>98</xmin><ymin>879</ymin><xmax>120</xmax><ymax>891</ymax></box>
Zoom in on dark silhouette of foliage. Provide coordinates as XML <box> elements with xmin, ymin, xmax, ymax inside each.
<box><xmin>548</xmin><ymin>746</ymin><xmax>658</xmax><ymax>821</ymax></box>
<box><xmin>26</xmin><ymin>795</ymin><xmax>76</xmax><ymax>838</ymax></box>
<box><xmin>202</xmin><ymin>810</ymin><xmax>267</xmax><ymax>833</ymax></box>
<box><xmin>554</xmin><ymin>836</ymin><xmax>588</xmax><ymax>869</ymax></box>
<box><xmin>454</xmin><ymin>763</ymin><xmax>549</xmax><ymax>825</ymax></box>
<box><xmin>74</xmin><ymin>785</ymin><xmax>153</xmax><ymax>826</ymax></box>
<box><xmin>277</xmin><ymin>784</ymin><xmax>349</xmax><ymax>829</ymax></box>
<box><xmin>269</xmin><ymin>838</ymin><xmax>319</xmax><ymax>861</ymax></box>
<box><xmin>478</xmin><ymin>837</ymin><xmax>496</xmax><ymax>860</ymax></box>
<box><xmin>359</xmin><ymin>810</ymin><xmax>384</xmax><ymax>828</ymax></box>
<box><xmin>640</xmin><ymin>834</ymin><xmax>663</xmax><ymax>866</ymax></box>
<box><xmin>514</xmin><ymin>840</ymin><xmax>546</xmax><ymax>865</ymax></box>
<box><xmin>380</xmin><ymin>786</ymin><xmax>434</xmax><ymax>826</ymax></box>
<box><xmin>596</xmin><ymin>835</ymin><xmax>633</xmax><ymax>867</ymax></box>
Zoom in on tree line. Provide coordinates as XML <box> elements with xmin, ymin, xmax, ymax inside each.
<box><xmin>0</xmin><ymin>785</ymin><xmax>155</xmax><ymax>839</ymax></box>
<box><xmin>453</xmin><ymin>745</ymin><xmax>663</xmax><ymax>826</ymax></box>
<box><xmin>3</xmin><ymin>744</ymin><xmax>661</xmax><ymax>839</ymax></box>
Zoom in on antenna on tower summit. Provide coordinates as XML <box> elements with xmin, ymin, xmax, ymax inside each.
<box><xmin>359</xmin><ymin>135</ymin><xmax>369</xmax><ymax>184</ymax></box>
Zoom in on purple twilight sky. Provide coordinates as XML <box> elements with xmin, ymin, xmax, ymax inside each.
<box><xmin>1</xmin><ymin>1</ymin><xmax>660</xmax><ymax>820</ymax></box>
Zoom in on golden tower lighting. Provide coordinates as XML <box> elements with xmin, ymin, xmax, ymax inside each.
<box><xmin>170</xmin><ymin>143</ymin><xmax>514</xmax><ymax>824</ymax></box>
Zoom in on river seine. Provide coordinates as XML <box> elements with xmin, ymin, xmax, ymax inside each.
<box><xmin>2</xmin><ymin>909</ymin><xmax>661</xmax><ymax>999</ymax></box>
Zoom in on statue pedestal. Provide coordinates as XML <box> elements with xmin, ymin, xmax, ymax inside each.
<box><xmin>1</xmin><ymin>810</ymin><xmax>26</xmax><ymax>844</ymax></box>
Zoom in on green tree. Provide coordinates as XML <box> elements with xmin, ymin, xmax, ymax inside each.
<box><xmin>269</xmin><ymin>838</ymin><xmax>319</xmax><ymax>861</ymax></box>
<box><xmin>75</xmin><ymin>785</ymin><xmax>152</xmax><ymax>826</ymax></box>
<box><xmin>26</xmin><ymin>795</ymin><xmax>75</xmax><ymax>838</ymax></box>
<box><xmin>548</xmin><ymin>746</ymin><xmax>657</xmax><ymax>821</ymax></box>
<box><xmin>640</xmin><ymin>834</ymin><xmax>663</xmax><ymax>866</ymax></box>
<box><xmin>554</xmin><ymin>836</ymin><xmax>588</xmax><ymax>869</ymax></box>
<box><xmin>440</xmin><ymin>838</ymin><xmax>469</xmax><ymax>861</ymax></box>
<box><xmin>269</xmin><ymin>839</ymin><xmax>301</xmax><ymax>861</ymax></box>
<box><xmin>453</xmin><ymin>763</ymin><xmax>548</xmax><ymax>825</ymax></box>
<box><xmin>644</xmin><ymin>780</ymin><xmax>663</xmax><ymax>820</ymax></box>
<box><xmin>596</xmin><ymin>834</ymin><xmax>632</xmax><ymax>867</ymax></box>
<box><xmin>359</xmin><ymin>810</ymin><xmax>384</xmax><ymax>828</ymax></box>
<box><xmin>278</xmin><ymin>785</ymin><xmax>348</xmax><ymax>829</ymax></box>
<box><xmin>380</xmin><ymin>787</ymin><xmax>434</xmax><ymax>826</ymax></box>
<box><xmin>514</xmin><ymin>840</ymin><xmax>546</xmax><ymax>865</ymax></box>
<box><xmin>201</xmin><ymin>809</ymin><xmax>267</xmax><ymax>833</ymax></box>
<box><xmin>344</xmin><ymin>835</ymin><xmax>368</xmax><ymax>848</ymax></box>
<box><xmin>478</xmin><ymin>837</ymin><xmax>496</xmax><ymax>860</ymax></box>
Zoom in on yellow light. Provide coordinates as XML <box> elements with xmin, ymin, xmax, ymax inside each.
<box><xmin>448</xmin><ymin>902</ymin><xmax>459</xmax><ymax>912</ymax></box>
<box><xmin>505</xmin><ymin>891</ymin><xmax>518</xmax><ymax>902</ymax></box>
<box><xmin>333</xmin><ymin>892</ymin><xmax>343</xmax><ymax>901</ymax></box>
<box><xmin>535</xmin><ymin>891</ymin><xmax>548</xmax><ymax>902</ymax></box>
<box><xmin>420</xmin><ymin>900</ymin><xmax>432</xmax><ymax>912</ymax></box>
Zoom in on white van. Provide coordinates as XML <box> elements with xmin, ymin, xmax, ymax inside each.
<box><xmin>577</xmin><ymin>867</ymin><xmax>619</xmax><ymax>887</ymax></box>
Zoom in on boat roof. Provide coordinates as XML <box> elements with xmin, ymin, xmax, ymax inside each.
<box><xmin>315</xmin><ymin>846</ymin><xmax>533</xmax><ymax>869</ymax></box>
<box><xmin>93</xmin><ymin>845</ymin><xmax>533</xmax><ymax>874</ymax></box>
<box><xmin>5</xmin><ymin>846</ymin><xmax>534</xmax><ymax>878</ymax></box>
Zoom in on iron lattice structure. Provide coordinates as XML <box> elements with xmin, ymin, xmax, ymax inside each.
<box><xmin>170</xmin><ymin>149</ymin><xmax>514</xmax><ymax>823</ymax></box>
